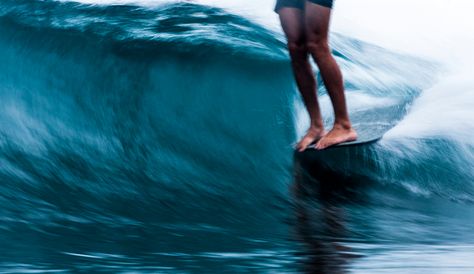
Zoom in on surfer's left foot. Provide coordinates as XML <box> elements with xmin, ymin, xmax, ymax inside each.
<box><xmin>315</xmin><ymin>123</ymin><xmax>357</xmax><ymax>150</ymax></box>
<box><xmin>296</xmin><ymin>126</ymin><xmax>325</xmax><ymax>152</ymax></box>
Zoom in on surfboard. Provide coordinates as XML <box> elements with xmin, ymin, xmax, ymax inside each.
<box><xmin>302</xmin><ymin>94</ymin><xmax>408</xmax><ymax>150</ymax></box>
<box><xmin>307</xmin><ymin>114</ymin><xmax>396</xmax><ymax>149</ymax></box>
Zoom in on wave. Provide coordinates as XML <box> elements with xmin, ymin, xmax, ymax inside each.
<box><xmin>0</xmin><ymin>0</ymin><xmax>299</xmax><ymax>227</ymax></box>
<box><xmin>0</xmin><ymin>0</ymin><xmax>444</xmax><ymax>227</ymax></box>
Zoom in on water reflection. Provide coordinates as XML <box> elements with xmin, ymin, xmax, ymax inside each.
<box><xmin>292</xmin><ymin>151</ymin><xmax>367</xmax><ymax>273</ymax></box>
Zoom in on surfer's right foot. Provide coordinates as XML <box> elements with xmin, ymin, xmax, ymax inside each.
<box><xmin>296</xmin><ymin>126</ymin><xmax>325</xmax><ymax>152</ymax></box>
<box><xmin>315</xmin><ymin>123</ymin><xmax>357</xmax><ymax>150</ymax></box>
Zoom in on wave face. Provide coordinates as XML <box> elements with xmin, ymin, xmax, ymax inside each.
<box><xmin>0</xmin><ymin>0</ymin><xmax>298</xmax><ymax>226</ymax></box>
<box><xmin>3</xmin><ymin>0</ymin><xmax>472</xmax><ymax>272</ymax></box>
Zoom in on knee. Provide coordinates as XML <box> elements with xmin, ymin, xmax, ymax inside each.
<box><xmin>288</xmin><ymin>41</ymin><xmax>309</xmax><ymax>65</ymax></box>
<box><xmin>306</xmin><ymin>38</ymin><xmax>330</xmax><ymax>58</ymax></box>
<box><xmin>287</xmin><ymin>40</ymin><xmax>308</xmax><ymax>59</ymax></box>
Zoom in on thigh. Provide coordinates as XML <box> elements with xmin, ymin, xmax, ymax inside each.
<box><xmin>304</xmin><ymin>1</ymin><xmax>332</xmax><ymax>42</ymax></box>
<box><xmin>278</xmin><ymin>7</ymin><xmax>306</xmax><ymax>44</ymax></box>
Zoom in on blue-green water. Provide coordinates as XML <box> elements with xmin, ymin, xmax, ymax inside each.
<box><xmin>0</xmin><ymin>1</ymin><xmax>473</xmax><ymax>272</ymax></box>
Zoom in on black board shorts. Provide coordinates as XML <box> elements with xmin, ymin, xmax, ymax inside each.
<box><xmin>274</xmin><ymin>0</ymin><xmax>334</xmax><ymax>12</ymax></box>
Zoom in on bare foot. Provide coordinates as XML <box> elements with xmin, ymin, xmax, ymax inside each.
<box><xmin>315</xmin><ymin>124</ymin><xmax>357</xmax><ymax>150</ymax></box>
<box><xmin>296</xmin><ymin>126</ymin><xmax>325</xmax><ymax>152</ymax></box>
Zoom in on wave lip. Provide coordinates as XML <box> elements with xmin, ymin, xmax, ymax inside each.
<box><xmin>0</xmin><ymin>0</ymin><xmax>288</xmax><ymax>61</ymax></box>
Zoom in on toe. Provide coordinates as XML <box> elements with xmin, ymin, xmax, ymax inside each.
<box><xmin>299</xmin><ymin>140</ymin><xmax>310</xmax><ymax>151</ymax></box>
<box><xmin>296</xmin><ymin>140</ymin><xmax>306</xmax><ymax>152</ymax></box>
<box><xmin>296</xmin><ymin>143</ymin><xmax>304</xmax><ymax>152</ymax></box>
<box><xmin>318</xmin><ymin>142</ymin><xmax>327</xmax><ymax>150</ymax></box>
<box><xmin>315</xmin><ymin>139</ymin><xmax>324</xmax><ymax>150</ymax></box>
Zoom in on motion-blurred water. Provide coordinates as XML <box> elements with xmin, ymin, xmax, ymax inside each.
<box><xmin>0</xmin><ymin>0</ymin><xmax>473</xmax><ymax>273</ymax></box>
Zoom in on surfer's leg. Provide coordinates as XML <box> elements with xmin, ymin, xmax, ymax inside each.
<box><xmin>278</xmin><ymin>6</ymin><xmax>325</xmax><ymax>152</ymax></box>
<box><xmin>304</xmin><ymin>1</ymin><xmax>357</xmax><ymax>149</ymax></box>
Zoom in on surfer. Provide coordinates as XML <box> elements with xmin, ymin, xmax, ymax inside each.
<box><xmin>275</xmin><ymin>0</ymin><xmax>357</xmax><ymax>150</ymax></box>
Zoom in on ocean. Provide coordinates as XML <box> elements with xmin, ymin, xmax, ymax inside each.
<box><xmin>0</xmin><ymin>0</ymin><xmax>473</xmax><ymax>272</ymax></box>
